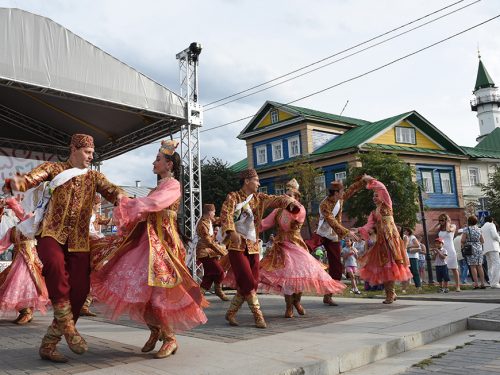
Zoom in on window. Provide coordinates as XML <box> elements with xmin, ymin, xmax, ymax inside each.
<box><xmin>439</xmin><ymin>172</ymin><xmax>452</xmax><ymax>194</ymax></box>
<box><xmin>288</xmin><ymin>136</ymin><xmax>301</xmax><ymax>157</ymax></box>
<box><xmin>270</xmin><ymin>109</ymin><xmax>279</xmax><ymax>124</ymax></box>
<box><xmin>272</xmin><ymin>141</ymin><xmax>283</xmax><ymax>161</ymax></box>
<box><xmin>256</xmin><ymin>145</ymin><xmax>267</xmax><ymax>165</ymax></box>
<box><xmin>334</xmin><ymin>171</ymin><xmax>347</xmax><ymax>184</ymax></box>
<box><xmin>275</xmin><ymin>183</ymin><xmax>285</xmax><ymax>195</ymax></box>
<box><xmin>468</xmin><ymin>167</ymin><xmax>480</xmax><ymax>186</ymax></box>
<box><xmin>395</xmin><ymin>127</ymin><xmax>416</xmax><ymax>144</ymax></box>
<box><xmin>421</xmin><ymin>170</ymin><xmax>434</xmax><ymax>193</ymax></box>
<box><xmin>315</xmin><ymin>174</ymin><xmax>326</xmax><ymax>195</ymax></box>
<box><xmin>258</xmin><ymin>186</ymin><xmax>268</xmax><ymax>194</ymax></box>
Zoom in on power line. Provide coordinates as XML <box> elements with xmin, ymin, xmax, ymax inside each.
<box><xmin>203</xmin><ymin>0</ymin><xmax>473</xmax><ymax>109</ymax></box>
<box><xmin>201</xmin><ymin>13</ymin><xmax>500</xmax><ymax>134</ymax></box>
<box><xmin>204</xmin><ymin>0</ymin><xmax>480</xmax><ymax>112</ymax></box>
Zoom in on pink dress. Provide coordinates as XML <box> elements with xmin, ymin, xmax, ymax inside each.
<box><xmin>0</xmin><ymin>198</ymin><xmax>49</xmax><ymax>316</ymax></box>
<box><xmin>91</xmin><ymin>178</ymin><xmax>207</xmax><ymax>332</ymax></box>
<box><xmin>258</xmin><ymin>204</ymin><xmax>345</xmax><ymax>296</ymax></box>
<box><xmin>358</xmin><ymin>180</ymin><xmax>412</xmax><ymax>285</ymax></box>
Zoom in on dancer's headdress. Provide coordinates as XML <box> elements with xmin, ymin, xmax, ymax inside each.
<box><xmin>286</xmin><ymin>178</ymin><xmax>300</xmax><ymax>196</ymax></box>
<box><xmin>203</xmin><ymin>203</ymin><xmax>215</xmax><ymax>213</ymax></box>
<box><xmin>71</xmin><ymin>134</ymin><xmax>94</xmax><ymax>149</ymax></box>
<box><xmin>239</xmin><ymin>168</ymin><xmax>258</xmax><ymax>180</ymax></box>
<box><xmin>159</xmin><ymin>140</ymin><xmax>179</xmax><ymax>156</ymax></box>
<box><xmin>329</xmin><ymin>180</ymin><xmax>344</xmax><ymax>191</ymax></box>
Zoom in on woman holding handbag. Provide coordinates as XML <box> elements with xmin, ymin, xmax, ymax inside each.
<box><xmin>461</xmin><ymin>215</ymin><xmax>486</xmax><ymax>289</ymax></box>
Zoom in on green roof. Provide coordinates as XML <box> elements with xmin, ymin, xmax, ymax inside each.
<box><xmin>230</xmin><ymin>158</ymin><xmax>248</xmax><ymax>172</ymax></box>
<box><xmin>462</xmin><ymin>145</ymin><xmax>500</xmax><ymax>159</ymax></box>
<box><xmin>366</xmin><ymin>143</ymin><xmax>463</xmax><ymax>156</ymax></box>
<box><xmin>475</xmin><ymin>127</ymin><xmax>500</xmax><ymax>151</ymax></box>
<box><xmin>474</xmin><ymin>59</ymin><xmax>495</xmax><ymax>91</ymax></box>
<box><xmin>312</xmin><ymin>112</ymin><xmax>411</xmax><ymax>155</ymax></box>
<box><xmin>268</xmin><ymin>101</ymin><xmax>370</xmax><ymax>127</ymax></box>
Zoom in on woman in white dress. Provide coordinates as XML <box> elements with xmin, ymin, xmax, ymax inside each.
<box><xmin>435</xmin><ymin>214</ymin><xmax>460</xmax><ymax>291</ymax></box>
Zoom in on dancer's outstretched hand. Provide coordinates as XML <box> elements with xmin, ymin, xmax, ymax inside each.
<box><xmin>361</xmin><ymin>174</ymin><xmax>374</xmax><ymax>183</ymax></box>
<box><xmin>349</xmin><ymin>229</ymin><xmax>360</xmax><ymax>242</ymax></box>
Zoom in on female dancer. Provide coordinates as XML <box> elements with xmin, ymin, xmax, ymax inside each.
<box><xmin>91</xmin><ymin>140</ymin><xmax>207</xmax><ymax>359</ymax></box>
<box><xmin>0</xmin><ymin>197</ymin><xmax>49</xmax><ymax>322</ymax></box>
<box><xmin>434</xmin><ymin>213</ymin><xmax>460</xmax><ymax>291</ymax></box>
<box><xmin>355</xmin><ymin>175</ymin><xmax>412</xmax><ymax>304</ymax></box>
<box><xmin>259</xmin><ymin>179</ymin><xmax>345</xmax><ymax>317</ymax></box>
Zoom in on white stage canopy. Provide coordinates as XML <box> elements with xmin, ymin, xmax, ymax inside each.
<box><xmin>0</xmin><ymin>8</ymin><xmax>187</xmax><ymax>161</ymax></box>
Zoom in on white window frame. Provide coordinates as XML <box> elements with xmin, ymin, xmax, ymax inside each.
<box><xmin>258</xmin><ymin>186</ymin><xmax>268</xmax><ymax>194</ymax></box>
<box><xmin>256</xmin><ymin>145</ymin><xmax>267</xmax><ymax>165</ymax></box>
<box><xmin>334</xmin><ymin>171</ymin><xmax>347</xmax><ymax>184</ymax></box>
<box><xmin>395</xmin><ymin>126</ymin><xmax>416</xmax><ymax>144</ymax></box>
<box><xmin>271</xmin><ymin>141</ymin><xmax>283</xmax><ymax>161</ymax></box>
<box><xmin>275</xmin><ymin>183</ymin><xmax>285</xmax><ymax>195</ymax></box>
<box><xmin>439</xmin><ymin>172</ymin><xmax>452</xmax><ymax>194</ymax></box>
<box><xmin>270</xmin><ymin>109</ymin><xmax>279</xmax><ymax>124</ymax></box>
<box><xmin>288</xmin><ymin>136</ymin><xmax>301</xmax><ymax>157</ymax></box>
<box><xmin>468</xmin><ymin>167</ymin><xmax>480</xmax><ymax>186</ymax></box>
<box><xmin>421</xmin><ymin>170</ymin><xmax>434</xmax><ymax>193</ymax></box>
<box><xmin>315</xmin><ymin>174</ymin><xmax>326</xmax><ymax>195</ymax></box>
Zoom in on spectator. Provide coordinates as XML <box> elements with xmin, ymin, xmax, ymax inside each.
<box><xmin>461</xmin><ymin>215</ymin><xmax>486</xmax><ymax>289</ymax></box>
<box><xmin>341</xmin><ymin>237</ymin><xmax>361</xmax><ymax>294</ymax></box>
<box><xmin>404</xmin><ymin>228</ymin><xmax>422</xmax><ymax>290</ymax></box>
<box><xmin>432</xmin><ymin>237</ymin><xmax>449</xmax><ymax>293</ymax></box>
<box><xmin>417</xmin><ymin>236</ymin><xmax>427</xmax><ymax>284</ymax></box>
<box><xmin>481</xmin><ymin>216</ymin><xmax>500</xmax><ymax>289</ymax></box>
<box><xmin>435</xmin><ymin>214</ymin><xmax>460</xmax><ymax>291</ymax></box>
<box><xmin>454</xmin><ymin>229</ymin><xmax>469</xmax><ymax>285</ymax></box>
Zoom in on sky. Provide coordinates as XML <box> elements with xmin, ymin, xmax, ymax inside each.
<box><xmin>1</xmin><ymin>0</ymin><xmax>499</xmax><ymax>187</ymax></box>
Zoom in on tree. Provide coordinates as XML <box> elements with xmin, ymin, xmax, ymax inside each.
<box><xmin>344</xmin><ymin>150</ymin><xmax>419</xmax><ymax>229</ymax></box>
<box><xmin>201</xmin><ymin>157</ymin><xmax>240</xmax><ymax>212</ymax></box>
<box><xmin>481</xmin><ymin>166</ymin><xmax>500</xmax><ymax>222</ymax></box>
<box><xmin>286</xmin><ymin>157</ymin><xmax>323</xmax><ymax>236</ymax></box>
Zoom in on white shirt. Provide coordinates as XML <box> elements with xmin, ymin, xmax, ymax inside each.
<box><xmin>481</xmin><ymin>222</ymin><xmax>500</xmax><ymax>254</ymax></box>
<box><xmin>407</xmin><ymin>235</ymin><xmax>420</xmax><ymax>259</ymax></box>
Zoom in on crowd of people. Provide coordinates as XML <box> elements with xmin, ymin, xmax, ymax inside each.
<box><xmin>0</xmin><ymin>132</ymin><xmax>498</xmax><ymax>364</ymax></box>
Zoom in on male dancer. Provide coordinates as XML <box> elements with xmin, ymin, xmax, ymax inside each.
<box><xmin>5</xmin><ymin>134</ymin><xmax>124</xmax><ymax>362</ymax></box>
<box><xmin>220</xmin><ymin>168</ymin><xmax>297</xmax><ymax>328</ymax></box>
<box><xmin>317</xmin><ymin>179</ymin><xmax>362</xmax><ymax>305</ymax></box>
<box><xmin>196</xmin><ymin>203</ymin><xmax>229</xmax><ymax>301</ymax></box>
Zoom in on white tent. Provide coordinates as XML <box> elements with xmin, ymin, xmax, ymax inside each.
<box><xmin>0</xmin><ymin>8</ymin><xmax>187</xmax><ymax>160</ymax></box>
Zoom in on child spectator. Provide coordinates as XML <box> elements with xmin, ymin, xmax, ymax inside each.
<box><xmin>417</xmin><ymin>236</ymin><xmax>427</xmax><ymax>284</ymax></box>
<box><xmin>342</xmin><ymin>237</ymin><xmax>361</xmax><ymax>294</ymax></box>
<box><xmin>432</xmin><ymin>237</ymin><xmax>449</xmax><ymax>293</ymax></box>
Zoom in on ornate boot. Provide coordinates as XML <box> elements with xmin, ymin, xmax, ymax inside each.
<box><xmin>293</xmin><ymin>293</ymin><xmax>306</xmax><ymax>315</ymax></box>
<box><xmin>80</xmin><ymin>295</ymin><xmax>97</xmax><ymax>317</ymax></box>
<box><xmin>214</xmin><ymin>283</ymin><xmax>230</xmax><ymax>301</ymax></box>
<box><xmin>53</xmin><ymin>300</ymin><xmax>88</xmax><ymax>354</ymax></box>
<box><xmin>323</xmin><ymin>293</ymin><xmax>338</xmax><ymax>306</ymax></box>
<box><xmin>383</xmin><ymin>281</ymin><xmax>396</xmax><ymax>304</ymax></box>
<box><xmin>247</xmin><ymin>292</ymin><xmax>267</xmax><ymax>328</ymax></box>
<box><xmin>39</xmin><ymin>319</ymin><xmax>68</xmax><ymax>363</ymax></box>
<box><xmin>225</xmin><ymin>293</ymin><xmax>245</xmax><ymax>326</ymax></box>
<box><xmin>142</xmin><ymin>324</ymin><xmax>161</xmax><ymax>352</ymax></box>
<box><xmin>154</xmin><ymin>328</ymin><xmax>178</xmax><ymax>359</ymax></box>
<box><xmin>284</xmin><ymin>295</ymin><xmax>294</xmax><ymax>318</ymax></box>
<box><xmin>14</xmin><ymin>307</ymin><xmax>34</xmax><ymax>325</ymax></box>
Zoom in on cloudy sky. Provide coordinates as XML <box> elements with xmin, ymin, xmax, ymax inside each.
<box><xmin>1</xmin><ymin>0</ymin><xmax>499</xmax><ymax>187</ymax></box>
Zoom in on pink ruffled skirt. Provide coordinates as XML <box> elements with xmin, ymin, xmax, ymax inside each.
<box><xmin>259</xmin><ymin>242</ymin><xmax>346</xmax><ymax>296</ymax></box>
<box><xmin>0</xmin><ymin>257</ymin><xmax>49</xmax><ymax>316</ymax></box>
<box><xmin>91</xmin><ymin>231</ymin><xmax>207</xmax><ymax>332</ymax></box>
<box><xmin>359</xmin><ymin>246</ymin><xmax>412</xmax><ymax>285</ymax></box>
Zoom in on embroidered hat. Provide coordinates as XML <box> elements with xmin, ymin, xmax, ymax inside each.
<box><xmin>239</xmin><ymin>168</ymin><xmax>258</xmax><ymax>180</ymax></box>
<box><xmin>286</xmin><ymin>178</ymin><xmax>300</xmax><ymax>196</ymax></box>
<box><xmin>434</xmin><ymin>237</ymin><xmax>444</xmax><ymax>243</ymax></box>
<box><xmin>159</xmin><ymin>140</ymin><xmax>179</xmax><ymax>156</ymax></box>
<box><xmin>71</xmin><ymin>134</ymin><xmax>94</xmax><ymax>149</ymax></box>
<box><xmin>203</xmin><ymin>203</ymin><xmax>215</xmax><ymax>213</ymax></box>
<box><xmin>330</xmin><ymin>180</ymin><xmax>344</xmax><ymax>191</ymax></box>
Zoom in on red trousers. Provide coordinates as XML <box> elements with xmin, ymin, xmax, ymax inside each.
<box><xmin>323</xmin><ymin>239</ymin><xmax>342</xmax><ymax>281</ymax></box>
<box><xmin>199</xmin><ymin>257</ymin><xmax>225</xmax><ymax>290</ymax></box>
<box><xmin>36</xmin><ymin>236</ymin><xmax>90</xmax><ymax>321</ymax></box>
<box><xmin>228</xmin><ymin>249</ymin><xmax>259</xmax><ymax>297</ymax></box>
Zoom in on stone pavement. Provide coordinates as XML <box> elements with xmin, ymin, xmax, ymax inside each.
<box><xmin>0</xmin><ymin>294</ymin><xmax>499</xmax><ymax>375</ymax></box>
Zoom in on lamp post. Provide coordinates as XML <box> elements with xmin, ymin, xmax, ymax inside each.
<box><xmin>418</xmin><ymin>185</ymin><xmax>434</xmax><ymax>284</ymax></box>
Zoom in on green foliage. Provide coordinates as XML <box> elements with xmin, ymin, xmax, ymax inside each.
<box><xmin>344</xmin><ymin>150</ymin><xmax>419</xmax><ymax>228</ymax></box>
<box><xmin>481</xmin><ymin>166</ymin><xmax>500</xmax><ymax>222</ymax></box>
<box><xmin>201</xmin><ymin>158</ymin><xmax>240</xmax><ymax>212</ymax></box>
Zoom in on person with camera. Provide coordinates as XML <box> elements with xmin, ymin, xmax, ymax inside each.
<box><xmin>461</xmin><ymin>215</ymin><xmax>485</xmax><ymax>289</ymax></box>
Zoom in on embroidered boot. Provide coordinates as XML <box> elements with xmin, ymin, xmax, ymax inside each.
<box><xmin>247</xmin><ymin>292</ymin><xmax>267</xmax><ymax>328</ymax></box>
<box><xmin>53</xmin><ymin>300</ymin><xmax>88</xmax><ymax>354</ymax></box>
<box><xmin>154</xmin><ymin>328</ymin><xmax>178</xmax><ymax>359</ymax></box>
<box><xmin>225</xmin><ymin>293</ymin><xmax>245</xmax><ymax>326</ymax></box>
<box><xmin>80</xmin><ymin>295</ymin><xmax>97</xmax><ymax>317</ymax></box>
<box><xmin>39</xmin><ymin>319</ymin><xmax>68</xmax><ymax>363</ymax></box>
<box><xmin>14</xmin><ymin>307</ymin><xmax>34</xmax><ymax>325</ymax></box>
<box><xmin>142</xmin><ymin>324</ymin><xmax>161</xmax><ymax>352</ymax></box>
<box><xmin>214</xmin><ymin>283</ymin><xmax>230</xmax><ymax>301</ymax></box>
<box><xmin>323</xmin><ymin>293</ymin><xmax>338</xmax><ymax>306</ymax></box>
<box><xmin>383</xmin><ymin>281</ymin><xmax>396</xmax><ymax>304</ymax></box>
<box><xmin>284</xmin><ymin>295</ymin><xmax>294</xmax><ymax>318</ymax></box>
<box><xmin>293</xmin><ymin>293</ymin><xmax>306</xmax><ymax>315</ymax></box>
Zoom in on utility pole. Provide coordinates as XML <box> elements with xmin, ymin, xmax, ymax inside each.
<box><xmin>418</xmin><ymin>185</ymin><xmax>434</xmax><ymax>284</ymax></box>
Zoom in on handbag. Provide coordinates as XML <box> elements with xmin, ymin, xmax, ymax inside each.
<box><xmin>461</xmin><ymin>227</ymin><xmax>474</xmax><ymax>257</ymax></box>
